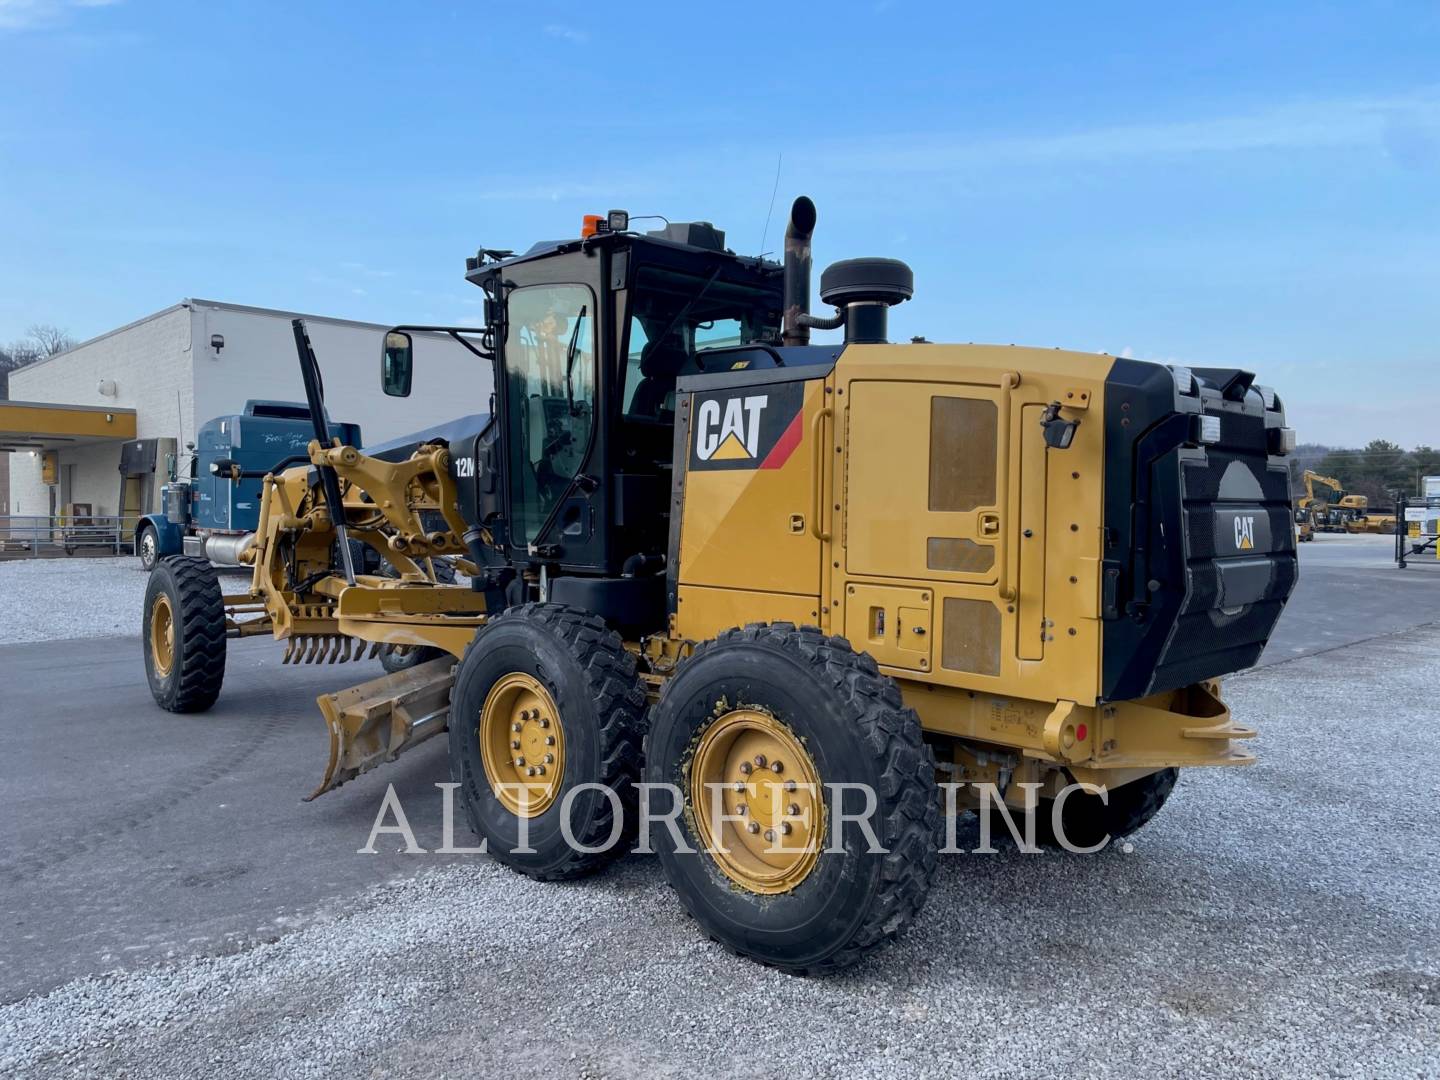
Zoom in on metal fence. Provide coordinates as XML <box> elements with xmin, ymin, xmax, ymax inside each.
<box><xmin>0</xmin><ymin>515</ymin><xmax>139</xmax><ymax>558</ymax></box>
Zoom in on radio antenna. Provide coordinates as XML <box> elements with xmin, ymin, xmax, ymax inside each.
<box><xmin>759</xmin><ymin>152</ymin><xmax>783</xmax><ymax>256</ymax></box>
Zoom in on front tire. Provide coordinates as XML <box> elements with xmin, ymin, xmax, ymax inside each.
<box><xmin>143</xmin><ymin>556</ymin><xmax>227</xmax><ymax>712</ymax></box>
<box><xmin>645</xmin><ymin>623</ymin><xmax>939</xmax><ymax>974</ymax></box>
<box><xmin>447</xmin><ymin>604</ymin><xmax>646</xmax><ymax>880</ymax></box>
<box><xmin>137</xmin><ymin>526</ymin><xmax>159</xmax><ymax>571</ymax></box>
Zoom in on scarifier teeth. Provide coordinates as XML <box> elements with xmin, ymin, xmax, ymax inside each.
<box><xmin>339</xmin><ymin>637</ymin><xmax>352</xmax><ymax>663</ymax></box>
<box><xmin>367</xmin><ymin>641</ymin><xmax>381</xmax><ymax>660</ymax></box>
<box><xmin>282</xmin><ymin>637</ymin><xmax>297</xmax><ymax>664</ymax></box>
<box><xmin>305</xmin><ymin>636</ymin><xmax>322</xmax><ymax>663</ymax></box>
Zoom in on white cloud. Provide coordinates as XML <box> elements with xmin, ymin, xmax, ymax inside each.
<box><xmin>543</xmin><ymin>23</ymin><xmax>587</xmax><ymax>44</ymax></box>
<box><xmin>0</xmin><ymin>0</ymin><xmax>119</xmax><ymax>32</ymax></box>
<box><xmin>796</xmin><ymin>89</ymin><xmax>1440</xmax><ymax>174</ymax></box>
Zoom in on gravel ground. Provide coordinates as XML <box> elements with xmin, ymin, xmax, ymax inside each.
<box><xmin>0</xmin><ymin>557</ymin><xmax>149</xmax><ymax>643</ymax></box>
<box><xmin>3</xmin><ymin>626</ymin><xmax>1437</xmax><ymax>1079</ymax></box>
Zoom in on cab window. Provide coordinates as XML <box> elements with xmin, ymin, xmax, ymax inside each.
<box><xmin>620</xmin><ymin>268</ymin><xmax>778</xmax><ymax>422</ymax></box>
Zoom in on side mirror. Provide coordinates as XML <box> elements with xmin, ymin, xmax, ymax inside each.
<box><xmin>381</xmin><ymin>331</ymin><xmax>414</xmax><ymax>397</ymax></box>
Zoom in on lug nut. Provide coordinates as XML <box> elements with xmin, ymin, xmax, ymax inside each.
<box><xmin>779</xmin><ymin>822</ymin><xmax>792</xmax><ymax>835</ymax></box>
<box><xmin>739</xmin><ymin>762</ymin><xmax>753</xmax><ymax>776</ymax></box>
<box><xmin>770</xmin><ymin>761</ymin><xmax>783</xmax><ymax>774</ymax></box>
<box><xmin>520</xmin><ymin>709</ymin><xmax>531</xmax><ymax>721</ymax></box>
<box><xmin>544</xmin><ymin>753</ymin><xmax>554</xmax><ymax>764</ymax></box>
<box><xmin>535</xmin><ymin>765</ymin><xmax>545</xmax><ymax>776</ymax></box>
<box><xmin>515</xmin><ymin>757</ymin><xmax>526</xmax><ymax>767</ymax></box>
<box><xmin>538</xmin><ymin>716</ymin><xmax>550</xmax><ymax>729</ymax></box>
<box><xmin>747</xmin><ymin>822</ymin><xmax>761</xmax><ymax>834</ymax></box>
<box><xmin>545</xmin><ymin>735</ymin><xmax>556</xmax><ymax>746</ymax></box>
<box><xmin>511</xmin><ymin>722</ymin><xmax>523</xmax><ymax>733</ymax></box>
<box><xmin>784</xmin><ymin>779</ymin><xmax>797</xmax><ymax>793</ymax></box>
<box><xmin>764</xmin><ymin>829</ymin><xmax>776</xmax><ymax>843</ymax></box>
<box><xmin>525</xmin><ymin>766</ymin><xmax>537</xmax><ymax>777</ymax></box>
<box><xmin>733</xmin><ymin>781</ymin><xmax>746</xmax><ymax>793</ymax></box>
<box><xmin>511</xmin><ymin>739</ymin><xmax>521</xmax><ymax>750</ymax></box>
<box><xmin>787</xmin><ymin>803</ymin><xmax>800</xmax><ymax>816</ymax></box>
<box><xmin>753</xmin><ymin>754</ymin><xmax>767</xmax><ymax>768</ymax></box>
<box><xmin>737</xmin><ymin>804</ymin><xmax>748</xmax><ymax>816</ymax></box>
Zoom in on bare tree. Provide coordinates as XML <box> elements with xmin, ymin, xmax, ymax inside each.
<box><xmin>0</xmin><ymin>325</ymin><xmax>72</xmax><ymax>399</ymax></box>
<box><xmin>26</xmin><ymin>324</ymin><xmax>74</xmax><ymax>357</ymax></box>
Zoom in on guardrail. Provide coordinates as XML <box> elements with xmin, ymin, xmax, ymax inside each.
<box><xmin>0</xmin><ymin>515</ymin><xmax>140</xmax><ymax>558</ymax></box>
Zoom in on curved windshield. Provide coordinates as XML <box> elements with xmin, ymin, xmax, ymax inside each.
<box><xmin>505</xmin><ymin>283</ymin><xmax>594</xmax><ymax>545</ymax></box>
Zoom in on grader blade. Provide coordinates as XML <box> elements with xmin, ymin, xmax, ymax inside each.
<box><xmin>308</xmin><ymin>656</ymin><xmax>455</xmax><ymax>800</ymax></box>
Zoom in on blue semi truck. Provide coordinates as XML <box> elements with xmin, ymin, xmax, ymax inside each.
<box><xmin>134</xmin><ymin>400</ymin><xmax>362</xmax><ymax>571</ymax></box>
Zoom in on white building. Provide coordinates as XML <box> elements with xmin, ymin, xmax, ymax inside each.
<box><xmin>4</xmin><ymin>299</ymin><xmax>491</xmax><ymax>523</ymax></box>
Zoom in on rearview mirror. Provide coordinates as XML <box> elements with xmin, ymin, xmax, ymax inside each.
<box><xmin>381</xmin><ymin>331</ymin><xmax>413</xmax><ymax>397</ymax></box>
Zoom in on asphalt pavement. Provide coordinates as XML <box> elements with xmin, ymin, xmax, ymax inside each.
<box><xmin>1</xmin><ymin>533</ymin><xmax>1436</xmax><ymax>1077</ymax></box>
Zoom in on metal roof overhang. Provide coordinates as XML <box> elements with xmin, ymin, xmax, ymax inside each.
<box><xmin>0</xmin><ymin>400</ymin><xmax>138</xmax><ymax>452</ymax></box>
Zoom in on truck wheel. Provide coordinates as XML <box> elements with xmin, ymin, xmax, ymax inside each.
<box><xmin>378</xmin><ymin>556</ymin><xmax>458</xmax><ymax>673</ymax></box>
<box><xmin>137</xmin><ymin>525</ymin><xmax>159</xmax><ymax>571</ymax></box>
<box><xmin>448</xmin><ymin>603</ymin><xmax>646</xmax><ymax>880</ymax></box>
<box><xmin>1034</xmin><ymin>768</ymin><xmax>1179</xmax><ymax>850</ymax></box>
<box><xmin>143</xmin><ymin>556</ymin><xmax>227</xmax><ymax>712</ymax></box>
<box><xmin>644</xmin><ymin>623</ymin><xmax>939</xmax><ymax>974</ymax></box>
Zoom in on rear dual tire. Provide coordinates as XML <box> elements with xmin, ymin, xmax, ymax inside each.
<box><xmin>644</xmin><ymin>623</ymin><xmax>940</xmax><ymax>974</ymax></box>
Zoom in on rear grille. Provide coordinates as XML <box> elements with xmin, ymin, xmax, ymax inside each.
<box><xmin>1101</xmin><ymin>358</ymin><xmax>1298</xmax><ymax>702</ymax></box>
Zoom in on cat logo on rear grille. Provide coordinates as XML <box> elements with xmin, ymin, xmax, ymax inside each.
<box><xmin>1234</xmin><ymin>515</ymin><xmax>1256</xmax><ymax>550</ymax></box>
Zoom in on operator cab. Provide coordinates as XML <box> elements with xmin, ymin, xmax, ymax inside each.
<box><xmin>381</xmin><ymin>211</ymin><xmax>812</xmax><ymax>633</ymax></box>
<box><xmin>474</xmin><ymin>218</ymin><xmax>786</xmax><ymax>575</ymax></box>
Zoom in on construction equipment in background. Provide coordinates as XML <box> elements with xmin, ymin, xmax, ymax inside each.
<box><xmin>140</xmin><ymin>197</ymin><xmax>1299</xmax><ymax>973</ymax></box>
<box><xmin>1295</xmin><ymin>506</ymin><xmax>1314</xmax><ymax>542</ymax></box>
<box><xmin>1296</xmin><ymin>469</ymin><xmax>1394</xmax><ymax>533</ymax></box>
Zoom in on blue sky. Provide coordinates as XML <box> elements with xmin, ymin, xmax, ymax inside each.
<box><xmin>2</xmin><ymin>0</ymin><xmax>1438</xmax><ymax>445</ymax></box>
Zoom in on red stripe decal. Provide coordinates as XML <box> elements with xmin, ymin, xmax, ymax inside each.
<box><xmin>759</xmin><ymin>409</ymin><xmax>804</xmax><ymax>470</ymax></box>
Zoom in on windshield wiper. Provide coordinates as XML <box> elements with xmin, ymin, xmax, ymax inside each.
<box><xmin>639</xmin><ymin>267</ymin><xmax>722</xmax><ymax>369</ymax></box>
<box><xmin>565</xmin><ymin>305</ymin><xmax>588</xmax><ymax>415</ymax></box>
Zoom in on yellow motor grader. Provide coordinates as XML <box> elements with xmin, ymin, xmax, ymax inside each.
<box><xmin>142</xmin><ymin>198</ymin><xmax>1299</xmax><ymax>972</ymax></box>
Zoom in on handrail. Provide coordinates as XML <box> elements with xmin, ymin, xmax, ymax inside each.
<box><xmin>994</xmin><ymin>373</ymin><xmax>1020</xmax><ymax>602</ymax></box>
<box><xmin>810</xmin><ymin>406</ymin><xmax>833</xmax><ymax>542</ymax></box>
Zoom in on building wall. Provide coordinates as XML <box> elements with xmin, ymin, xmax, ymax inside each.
<box><xmin>191</xmin><ymin>302</ymin><xmax>493</xmax><ymax>447</ymax></box>
<box><xmin>6</xmin><ymin>300</ymin><xmax>493</xmax><ymax>524</ymax></box>
<box><xmin>7</xmin><ymin>306</ymin><xmax>193</xmax><ymax>518</ymax></box>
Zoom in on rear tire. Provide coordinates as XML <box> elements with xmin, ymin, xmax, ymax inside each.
<box><xmin>645</xmin><ymin>623</ymin><xmax>939</xmax><ymax>974</ymax></box>
<box><xmin>1035</xmin><ymin>768</ymin><xmax>1179</xmax><ymax>850</ymax></box>
<box><xmin>143</xmin><ymin>556</ymin><xmax>227</xmax><ymax>712</ymax></box>
<box><xmin>448</xmin><ymin>603</ymin><xmax>646</xmax><ymax>880</ymax></box>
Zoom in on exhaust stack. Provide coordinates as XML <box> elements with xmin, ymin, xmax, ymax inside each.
<box><xmin>779</xmin><ymin>195</ymin><xmax>915</xmax><ymax>346</ymax></box>
<box><xmin>781</xmin><ymin>196</ymin><xmax>817</xmax><ymax>346</ymax></box>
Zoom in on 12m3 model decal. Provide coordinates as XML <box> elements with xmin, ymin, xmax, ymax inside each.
<box><xmin>690</xmin><ymin>382</ymin><xmax>806</xmax><ymax>472</ymax></box>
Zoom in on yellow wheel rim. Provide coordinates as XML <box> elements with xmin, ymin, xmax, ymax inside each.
<box><xmin>479</xmin><ymin>673</ymin><xmax>566</xmax><ymax>817</ymax></box>
<box><xmin>150</xmin><ymin>593</ymin><xmax>175</xmax><ymax>677</ymax></box>
<box><xmin>691</xmin><ymin>709</ymin><xmax>824</xmax><ymax>895</ymax></box>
